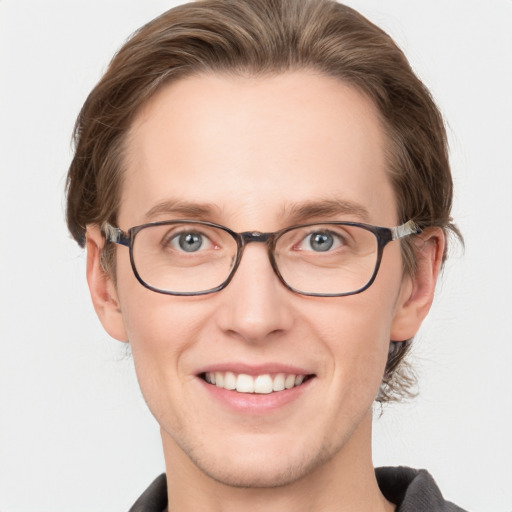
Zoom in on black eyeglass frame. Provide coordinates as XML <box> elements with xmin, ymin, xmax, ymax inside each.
<box><xmin>102</xmin><ymin>219</ymin><xmax>421</xmax><ymax>297</ymax></box>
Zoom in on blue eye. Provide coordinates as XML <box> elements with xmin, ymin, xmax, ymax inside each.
<box><xmin>177</xmin><ymin>232</ymin><xmax>204</xmax><ymax>252</ymax></box>
<box><xmin>164</xmin><ymin>231</ymin><xmax>212</xmax><ymax>253</ymax></box>
<box><xmin>308</xmin><ymin>232</ymin><xmax>334</xmax><ymax>251</ymax></box>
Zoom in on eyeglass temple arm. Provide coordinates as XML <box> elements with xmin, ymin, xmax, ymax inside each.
<box><xmin>390</xmin><ymin>220</ymin><xmax>421</xmax><ymax>240</ymax></box>
<box><xmin>102</xmin><ymin>222</ymin><xmax>130</xmax><ymax>246</ymax></box>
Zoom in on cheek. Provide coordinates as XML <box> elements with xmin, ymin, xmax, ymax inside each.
<box><xmin>115</xmin><ymin>252</ymin><xmax>200</xmax><ymax>350</ymax></box>
<box><xmin>311</xmin><ymin>272</ymin><xmax>402</xmax><ymax>400</ymax></box>
<box><xmin>118</xmin><ymin>293</ymin><xmax>205</xmax><ymax>421</ymax></box>
<box><xmin>322</xmin><ymin>297</ymin><xmax>393</xmax><ymax>375</ymax></box>
<box><xmin>121</xmin><ymin>294</ymin><xmax>200</xmax><ymax>359</ymax></box>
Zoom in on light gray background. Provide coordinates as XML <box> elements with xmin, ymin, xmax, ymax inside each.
<box><xmin>1</xmin><ymin>1</ymin><xmax>511</xmax><ymax>511</ymax></box>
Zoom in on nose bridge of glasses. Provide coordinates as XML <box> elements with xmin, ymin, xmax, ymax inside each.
<box><xmin>232</xmin><ymin>231</ymin><xmax>280</xmax><ymax>288</ymax></box>
<box><xmin>235</xmin><ymin>231</ymin><xmax>277</xmax><ymax>273</ymax></box>
<box><xmin>239</xmin><ymin>231</ymin><xmax>274</xmax><ymax>246</ymax></box>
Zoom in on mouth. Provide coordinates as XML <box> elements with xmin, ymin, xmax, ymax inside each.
<box><xmin>200</xmin><ymin>371</ymin><xmax>314</xmax><ymax>394</ymax></box>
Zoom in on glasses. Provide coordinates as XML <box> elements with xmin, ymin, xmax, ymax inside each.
<box><xmin>102</xmin><ymin>219</ymin><xmax>420</xmax><ymax>297</ymax></box>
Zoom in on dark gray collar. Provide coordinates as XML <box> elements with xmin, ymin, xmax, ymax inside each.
<box><xmin>129</xmin><ymin>467</ymin><xmax>467</xmax><ymax>512</ymax></box>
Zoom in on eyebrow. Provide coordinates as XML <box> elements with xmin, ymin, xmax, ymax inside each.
<box><xmin>144</xmin><ymin>199</ymin><xmax>222</xmax><ymax>221</ymax></box>
<box><xmin>143</xmin><ymin>198</ymin><xmax>370</xmax><ymax>225</ymax></box>
<box><xmin>282</xmin><ymin>199</ymin><xmax>371</xmax><ymax>224</ymax></box>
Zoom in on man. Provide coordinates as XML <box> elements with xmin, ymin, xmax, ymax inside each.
<box><xmin>66</xmin><ymin>0</ymin><xmax>465</xmax><ymax>510</ymax></box>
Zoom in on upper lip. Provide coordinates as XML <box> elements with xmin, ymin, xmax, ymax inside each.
<box><xmin>196</xmin><ymin>362</ymin><xmax>313</xmax><ymax>377</ymax></box>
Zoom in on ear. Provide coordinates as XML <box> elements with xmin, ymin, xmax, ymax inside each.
<box><xmin>86</xmin><ymin>225</ymin><xmax>128</xmax><ymax>342</ymax></box>
<box><xmin>390</xmin><ymin>227</ymin><xmax>445</xmax><ymax>342</ymax></box>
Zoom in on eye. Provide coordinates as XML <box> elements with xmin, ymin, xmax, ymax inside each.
<box><xmin>301</xmin><ymin>230</ymin><xmax>343</xmax><ymax>252</ymax></box>
<box><xmin>166</xmin><ymin>231</ymin><xmax>213</xmax><ymax>252</ymax></box>
<box><xmin>307</xmin><ymin>232</ymin><xmax>334</xmax><ymax>252</ymax></box>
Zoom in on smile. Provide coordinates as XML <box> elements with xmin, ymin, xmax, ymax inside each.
<box><xmin>202</xmin><ymin>372</ymin><xmax>311</xmax><ymax>394</ymax></box>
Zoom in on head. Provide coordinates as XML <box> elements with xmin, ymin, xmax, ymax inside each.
<box><xmin>66</xmin><ymin>0</ymin><xmax>457</xmax><ymax>489</ymax></box>
<box><xmin>67</xmin><ymin>0</ymin><xmax>457</xmax><ymax>402</ymax></box>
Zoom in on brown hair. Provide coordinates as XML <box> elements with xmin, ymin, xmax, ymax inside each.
<box><xmin>66</xmin><ymin>0</ymin><xmax>459</xmax><ymax>403</ymax></box>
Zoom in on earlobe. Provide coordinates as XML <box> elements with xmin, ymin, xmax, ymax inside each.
<box><xmin>390</xmin><ymin>228</ymin><xmax>445</xmax><ymax>342</ymax></box>
<box><xmin>86</xmin><ymin>225</ymin><xmax>129</xmax><ymax>342</ymax></box>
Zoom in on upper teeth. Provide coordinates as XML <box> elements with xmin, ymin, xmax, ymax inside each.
<box><xmin>204</xmin><ymin>372</ymin><xmax>306</xmax><ymax>394</ymax></box>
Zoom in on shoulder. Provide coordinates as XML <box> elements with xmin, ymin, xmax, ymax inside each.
<box><xmin>376</xmin><ymin>466</ymin><xmax>468</xmax><ymax>512</ymax></box>
<box><xmin>128</xmin><ymin>474</ymin><xmax>167</xmax><ymax>512</ymax></box>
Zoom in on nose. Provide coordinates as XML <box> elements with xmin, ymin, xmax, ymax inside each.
<box><xmin>215</xmin><ymin>243</ymin><xmax>294</xmax><ymax>344</ymax></box>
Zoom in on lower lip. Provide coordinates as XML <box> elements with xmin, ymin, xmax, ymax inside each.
<box><xmin>198</xmin><ymin>377</ymin><xmax>314</xmax><ymax>413</ymax></box>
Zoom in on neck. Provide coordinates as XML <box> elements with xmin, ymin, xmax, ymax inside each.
<box><xmin>161</xmin><ymin>411</ymin><xmax>395</xmax><ymax>512</ymax></box>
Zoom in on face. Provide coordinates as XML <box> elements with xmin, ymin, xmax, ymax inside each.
<box><xmin>88</xmin><ymin>71</ymin><xmax>432</xmax><ymax>488</ymax></box>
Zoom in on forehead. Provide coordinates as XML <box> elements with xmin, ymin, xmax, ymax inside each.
<box><xmin>120</xmin><ymin>71</ymin><xmax>397</xmax><ymax>229</ymax></box>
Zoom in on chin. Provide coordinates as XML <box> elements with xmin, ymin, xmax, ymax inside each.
<box><xmin>197</xmin><ymin>460</ymin><xmax>312</xmax><ymax>489</ymax></box>
<box><xmin>184</xmin><ymin>438</ymin><xmax>331</xmax><ymax>489</ymax></box>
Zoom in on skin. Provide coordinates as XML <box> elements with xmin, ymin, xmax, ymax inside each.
<box><xmin>86</xmin><ymin>71</ymin><xmax>444</xmax><ymax>512</ymax></box>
